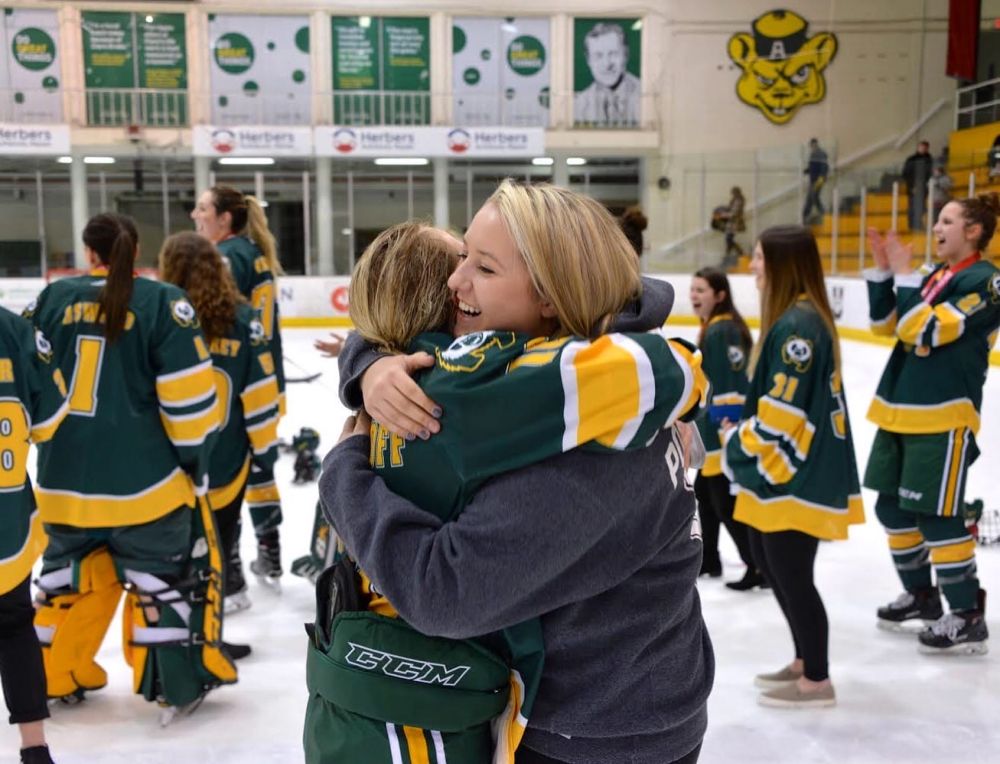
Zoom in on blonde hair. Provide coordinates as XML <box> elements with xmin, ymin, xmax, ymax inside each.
<box><xmin>751</xmin><ymin>224</ymin><xmax>841</xmax><ymax>375</ymax></box>
<box><xmin>159</xmin><ymin>231</ymin><xmax>244</xmax><ymax>342</ymax></box>
<box><xmin>487</xmin><ymin>180</ymin><xmax>641</xmax><ymax>338</ymax></box>
<box><xmin>208</xmin><ymin>185</ymin><xmax>283</xmax><ymax>276</ymax></box>
<box><xmin>349</xmin><ymin>222</ymin><xmax>458</xmax><ymax>353</ymax></box>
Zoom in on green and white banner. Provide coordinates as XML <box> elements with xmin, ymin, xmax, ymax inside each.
<box><xmin>573</xmin><ymin>18</ymin><xmax>642</xmax><ymax>128</ymax></box>
<box><xmin>453</xmin><ymin>17</ymin><xmax>549</xmax><ymax>127</ymax></box>
<box><xmin>0</xmin><ymin>8</ymin><xmax>61</xmax><ymax>122</ymax></box>
<box><xmin>209</xmin><ymin>14</ymin><xmax>311</xmax><ymax>126</ymax></box>
<box><xmin>81</xmin><ymin>11</ymin><xmax>187</xmax><ymax>126</ymax></box>
<box><xmin>331</xmin><ymin>16</ymin><xmax>430</xmax><ymax>126</ymax></box>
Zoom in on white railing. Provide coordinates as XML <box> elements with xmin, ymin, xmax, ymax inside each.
<box><xmin>329</xmin><ymin>90</ymin><xmax>432</xmax><ymax>126</ymax></box>
<box><xmin>81</xmin><ymin>88</ymin><xmax>188</xmax><ymax>127</ymax></box>
<box><xmin>955</xmin><ymin>76</ymin><xmax>1000</xmax><ymax>129</ymax></box>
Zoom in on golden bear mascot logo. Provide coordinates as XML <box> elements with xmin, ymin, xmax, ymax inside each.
<box><xmin>728</xmin><ymin>9</ymin><xmax>837</xmax><ymax>125</ymax></box>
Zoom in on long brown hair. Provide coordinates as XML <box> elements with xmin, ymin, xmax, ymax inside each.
<box><xmin>158</xmin><ymin>231</ymin><xmax>243</xmax><ymax>342</ymax></box>
<box><xmin>751</xmin><ymin>225</ymin><xmax>840</xmax><ymax>375</ymax></box>
<box><xmin>693</xmin><ymin>266</ymin><xmax>752</xmax><ymax>350</ymax></box>
<box><xmin>349</xmin><ymin>223</ymin><xmax>458</xmax><ymax>353</ymax></box>
<box><xmin>209</xmin><ymin>185</ymin><xmax>283</xmax><ymax>276</ymax></box>
<box><xmin>84</xmin><ymin>213</ymin><xmax>138</xmax><ymax>344</ymax></box>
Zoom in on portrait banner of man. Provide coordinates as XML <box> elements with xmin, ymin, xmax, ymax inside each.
<box><xmin>573</xmin><ymin>18</ymin><xmax>641</xmax><ymax>128</ymax></box>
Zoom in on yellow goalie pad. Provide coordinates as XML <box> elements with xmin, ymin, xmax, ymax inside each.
<box><xmin>34</xmin><ymin>547</ymin><xmax>123</xmax><ymax>698</ymax></box>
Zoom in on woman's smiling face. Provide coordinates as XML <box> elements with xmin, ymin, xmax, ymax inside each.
<box><xmin>447</xmin><ymin>202</ymin><xmax>555</xmax><ymax>337</ymax></box>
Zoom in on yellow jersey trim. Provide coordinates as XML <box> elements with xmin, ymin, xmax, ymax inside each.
<box><xmin>36</xmin><ymin>468</ymin><xmax>195</xmax><ymax>528</ymax></box>
<box><xmin>733</xmin><ymin>490</ymin><xmax>865</xmax><ymax>541</ymax></box>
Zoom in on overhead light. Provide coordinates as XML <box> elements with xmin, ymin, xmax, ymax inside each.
<box><xmin>531</xmin><ymin>157</ymin><xmax>554</xmax><ymax>166</ymax></box>
<box><xmin>145</xmin><ymin>15</ymin><xmax>154</xmax><ymax>23</ymax></box>
<box><xmin>341</xmin><ymin>227</ymin><xmax>353</xmax><ymax>236</ymax></box>
<box><xmin>631</xmin><ymin>20</ymin><xmax>643</xmax><ymax>31</ymax></box>
<box><xmin>56</xmin><ymin>156</ymin><xmax>72</xmax><ymax>164</ymax></box>
<box><xmin>217</xmin><ymin>157</ymin><xmax>275</xmax><ymax>165</ymax></box>
<box><xmin>83</xmin><ymin>156</ymin><xmax>115</xmax><ymax>164</ymax></box>
<box><xmin>566</xmin><ymin>157</ymin><xmax>587</xmax><ymax>166</ymax></box>
<box><xmin>373</xmin><ymin>157</ymin><xmax>429</xmax><ymax>166</ymax></box>
<box><xmin>359</xmin><ymin>16</ymin><xmax>372</xmax><ymax>28</ymax></box>
<box><xmin>501</xmin><ymin>23</ymin><xmax>518</xmax><ymax>34</ymax></box>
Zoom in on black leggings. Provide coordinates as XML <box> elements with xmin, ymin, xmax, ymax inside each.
<box><xmin>214</xmin><ymin>484</ymin><xmax>248</xmax><ymax>596</ymax></box>
<box><xmin>518</xmin><ymin>742</ymin><xmax>701</xmax><ymax>764</ymax></box>
<box><xmin>694</xmin><ymin>473</ymin><xmax>755</xmax><ymax>570</ymax></box>
<box><xmin>748</xmin><ymin>528</ymin><xmax>829</xmax><ymax>682</ymax></box>
<box><xmin>0</xmin><ymin>576</ymin><xmax>49</xmax><ymax>725</ymax></box>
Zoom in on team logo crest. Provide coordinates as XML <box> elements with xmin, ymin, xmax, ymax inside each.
<box><xmin>727</xmin><ymin>344</ymin><xmax>746</xmax><ymax>369</ymax></box>
<box><xmin>989</xmin><ymin>273</ymin><xmax>1000</xmax><ymax>304</ymax></box>
<box><xmin>781</xmin><ymin>335</ymin><xmax>813</xmax><ymax>371</ymax></box>
<box><xmin>34</xmin><ymin>329</ymin><xmax>52</xmax><ymax>362</ymax></box>
<box><xmin>171</xmin><ymin>299</ymin><xmax>197</xmax><ymax>327</ymax></box>
<box><xmin>441</xmin><ymin>331</ymin><xmax>495</xmax><ymax>361</ymax></box>
<box><xmin>249</xmin><ymin>319</ymin><xmax>266</xmax><ymax>345</ymax></box>
<box><xmin>728</xmin><ymin>10</ymin><xmax>838</xmax><ymax>125</ymax></box>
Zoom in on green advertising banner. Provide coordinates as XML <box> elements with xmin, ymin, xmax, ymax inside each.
<box><xmin>81</xmin><ymin>11</ymin><xmax>187</xmax><ymax>126</ymax></box>
<box><xmin>331</xmin><ymin>16</ymin><xmax>429</xmax><ymax>125</ymax></box>
<box><xmin>0</xmin><ymin>8</ymin><xmax>63</xmax><ymax>121</ymax></box>
<box><xmin>572</xmin><ymin>18</ymin><xmax>641</xmax><ymax>128</ymax></box>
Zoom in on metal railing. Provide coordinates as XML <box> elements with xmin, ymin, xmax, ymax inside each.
<box><xmin>82</xmin><ymin>88</ymin><xmax>188</xmax><ymax>127</ymax></box>
<box><xmin>330</xmin><ymin>90</ymin><xmax>431</xmax><ymax>126</ymax></box>
<box><xmin>955</xmin><ymin>76</ymin><xmax>1000</xmax><ymax>129</ymax></box>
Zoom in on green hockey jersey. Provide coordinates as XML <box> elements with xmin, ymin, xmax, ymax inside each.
<box><xmin>725</xmin><ymin>300</ymin><xmax>865</xmax><ymax>540</ymax></box>
<box><xmin>205</xmin><ymin>303</ymin><xmax>280</xmax><ymax>509</ymax></box>
<box><xmin>0</xmin><ymin>306</ymin><xmax>68</xmax><ymax>594</ymax></box>
<box><xmin>351</xmin><ymin>327</ymin><xmax>708</xmax><ymax>760</ymax></box>
<box><xmin>25</xmin><ymin>271</ymin><xmax>220</xmax><ymax>528</ymax></box>
<box><xmin>694</xmin><ymin>314</ymin><xmax>751</xmax><ymax>477</ymax></box>
<box><xmin>865</xmin><ymin>259</ymin><xmax>1000</xmax><ymax>435</ymax></box>
<box><xmin>217</xmin><ymin>235</ymin><xmax>286</xmax><ymax>406</ymax></box>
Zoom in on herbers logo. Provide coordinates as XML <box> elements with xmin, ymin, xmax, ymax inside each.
<box><xmin>728</xmin><ymin>10</ymin><xmax>837</xmax><ymax>125</ymax></box>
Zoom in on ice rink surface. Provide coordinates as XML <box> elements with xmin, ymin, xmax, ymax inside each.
<box><xmin>4</xmin><ymin>327</ymin><xmax>998</xmax><ymax>764</ymax></box>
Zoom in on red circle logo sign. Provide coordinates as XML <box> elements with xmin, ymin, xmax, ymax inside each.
<box><xmin>330</xmin><ymin>285</ymin><xmax>349</xmax><ymax>313</ymax></box>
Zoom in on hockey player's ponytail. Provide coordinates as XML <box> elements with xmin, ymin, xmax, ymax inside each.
<box><xmin>958</xmin><ymin>192</ymin><xmax>1000</xmax><ymax>251</ymax></box>
<box><xmin>245</xmin><ymin>196</ymin><xmax>282</xmax><ymax>276</ymax></box>
<box><xmin>84</xmin><ymin>213</ymin><xmax>138</xmax><ymax>344</ymax></box>
<box><xmin>209</xmin><ymin>185</ymin><xmax>283</xmax><ymax>276</ymax></box>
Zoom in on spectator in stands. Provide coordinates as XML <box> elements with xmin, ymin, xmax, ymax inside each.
<box><xmin>802</xmin><ymin>138</ymin><xmax>829</xmax><ymax>225</ymax></box>
<box><xmin>902</xmin><ymin>140</ymin><xmax>933</xmax><ymax>232</ymax></box>
<box><xmin>718</xmin><ymin>187</ymin><xmax>746</xmax><ymax>268</ymax></box>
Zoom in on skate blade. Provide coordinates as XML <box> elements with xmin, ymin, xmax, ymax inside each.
<box><xmin>254</xmin><ymin>574</ymin><xmax>282</xmax><ymax>593</ymax></box>
<box><xmin>876</xmin><ymin>619</ymin><xmax>930</xmax><ymax>635</ymax></box>
<box><xmin>159</xmin><ymin>694</ymin><xmax>206</xmax><ymax>727</ymax></box>
<box><xmin>918</xmin><ymin>641</ymin><xmax>989</xmax><ymax>656</ymax></box>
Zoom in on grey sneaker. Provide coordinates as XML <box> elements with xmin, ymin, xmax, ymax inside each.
<box><xmin>754</xmin><ymin>664</ymin><xmax>804</xmax><ymax>689</ymax></box>
<box><xmin>758</xmin><ymin>681</ymin><xmax>836</xmax><ymax>709</ymax></box>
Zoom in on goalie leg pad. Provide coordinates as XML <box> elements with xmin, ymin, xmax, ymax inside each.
<box><xmin>33</xmin><ymin>547</ymin><xmax>123</xmax><ymax>699</ymax></box>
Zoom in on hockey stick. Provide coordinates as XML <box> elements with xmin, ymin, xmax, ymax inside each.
<box><xmin>287</xmin><ymin>371</ymin><xmax>322</xmax><ymax>384</ymax></box>
<box><xmin>284</xmin><ymin>354</ymin><xmax>323</xmax><ymax>384</ymax></box>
